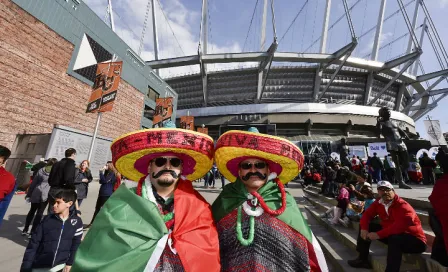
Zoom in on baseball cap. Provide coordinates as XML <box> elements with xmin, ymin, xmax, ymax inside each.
<box><xmin>377</xmin><ymin>180</ymin><xmax>394</xmax><ymax>190</ymax></box>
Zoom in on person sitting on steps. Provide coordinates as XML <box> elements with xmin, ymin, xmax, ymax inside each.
<box><xmin>348</xmin><ymin>180</ymin><xmax>426</xmax><ymax>271</ymax></box>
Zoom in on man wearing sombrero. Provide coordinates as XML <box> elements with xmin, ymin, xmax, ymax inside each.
<box><xmin>72</xmin><ymin>122</ymin><xmax>220</xmax><ymax>272</ymax></box>
<box><xmin>212</xmin><ymin>127</ymin><xmax>328</xmax><ymax>272</ymax></box>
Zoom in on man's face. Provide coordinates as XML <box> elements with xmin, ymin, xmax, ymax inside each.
<box><xmin>148</xmin><ymin>156</ymin><xmax>183</xmax><ymax>188</ymax></box>
<box><xmin>0</xmin><ymin>156</ymin><xmax>5</xmax><ymax>166</ymax></box>
<box><xmin>378</xmin><ymin>187</ymin><xmax>395</xmax><ymax>202</ymax></box>
<box><xmin>238</xmin><ymin>158</ymin><xmax>269</xmax><ymax>192</ymax></box>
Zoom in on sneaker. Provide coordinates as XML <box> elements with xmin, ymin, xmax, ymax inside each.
<box><xmin>27</xmin><ymin>233</ymin><xmax>32</xmax><ymax>239</ymax></box>
<box><xmin>319</xmin><ymin>213</ymin><xmax>328</xmax><ymax>218</ymax></box>
<box><xmin>347</xmin><ymin>258</ymin><xmax>372</xmax><ymax>269</ymax></box>
<box><xmin>339</xmin><ymin>217</ymin><xmax>350</xmax><ymax>227</ymax></box>
<box><xmin>21</xmin><ymin>231</ymin><xmax>28</xmax><ymax>236</ymax></box>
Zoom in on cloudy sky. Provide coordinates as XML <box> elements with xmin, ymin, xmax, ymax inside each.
<box><xmin>83</xmin><ymin>0</ymin><xmax>448</xmax><ymax>139</ymax></box>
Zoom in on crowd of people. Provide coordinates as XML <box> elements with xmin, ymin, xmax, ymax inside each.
<box><xmin>0</xmin><ymin>123</ymin><xmax>447</xmax><ymax>271</ymax></box>
<box><xmin>299</xmin><ymin>148</ymin><xmax>448</xmax><ymax>270</ymax></box>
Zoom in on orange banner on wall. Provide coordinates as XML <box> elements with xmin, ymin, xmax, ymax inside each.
<box><xmin>153</xmin><ymin>97</ymin><xmax>174</xmax><ymax>127</ymax></box>
<box><xmin>86</xmin><ymin>61</ymin><xmax>123</xmax><ymax>113</ymax></box>
<box><xmin>197</xmin><ymin>127</ymin><xmax>208</xmax><ymax>135</ymax></box>
<box><xmin>180</xmin><ymin>116</ymin><xmax>195</xmax><ymax>130</ymax></box>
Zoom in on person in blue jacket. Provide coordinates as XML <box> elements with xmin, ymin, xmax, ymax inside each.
<box><xmin>85</xmin><ymin>161</ymin><xmax>119</xmax><ymax>228</ymax></box>
<box><xmin>20</xmin><ymin>189</ymin><xmax>83</xmax><ymax>272</ymax></box>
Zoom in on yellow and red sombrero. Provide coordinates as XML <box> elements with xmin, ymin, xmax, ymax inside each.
<box><xmin>111</xmin><ymin>125</ymin><xmax>214</xmax><ymax>182</ymax></box>
<box><xmin>215</xmin><ymin>128</ymin><xmax>304</xmax><ymax>184</ymax></box>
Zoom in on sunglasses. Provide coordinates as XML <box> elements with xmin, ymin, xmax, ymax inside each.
<box><xmin>153</xmin><ymin>157</ymin><xmax>182</xmax><ymax>168</ymax></box>
<box><xmin>239</xmin><ymin>162</ymin><xmax>267</xmax><ymax>170</ymax></box>
<box><xmin>378</xmin><ymin>187</ymin><xmax>392</xmax><ymax>192</ymax></box>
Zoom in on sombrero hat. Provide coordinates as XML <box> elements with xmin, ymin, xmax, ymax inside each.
<box><xmin>111</xmin><ymin>122</ymin><xmax>214</xmax><ymax>182</ymax></box>
<box><xmin>214</xmin><ymin>128</ymin><xmax>304</xmax><ymax>184</ymax></box>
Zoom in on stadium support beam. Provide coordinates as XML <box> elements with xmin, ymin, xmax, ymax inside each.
<box><xmin>313</xmin><ymin>40</ymin><xmax>357</xmax><ymax>101</ymax></box>
<box><xmin>404</xmin><ymin>75</ymin><xmax>447</xmax><ymax>112</ymax></box>
<box><xmin>317</xmin><ymin>51</ymin><xmax>352</xmax><ymax>101</ymax></box>
<box><xmin>371</xmin><ymin>0</ymin><xmax>387</xmax><ymax>61</ymax></box>
<box><xmin>406</xmin><ymin>0</ymin><xmax>420</xmax><ymax>56</ymax></box>
<box><xmin>320</xmin><ymin>0</ymin><xmax>332</xmax><ymax>54</ymax></box>
<box><xmin>257</xmin><ymin>41</ymin><xmax>279</xmax><ymax>101</ymax></box>
<box><xmin>412</xmin><ymin>92</ymin><xmax>448</xmax><ymax>121</ymax></box>
<box><xmin>368</xmin><ymin>60</ymin><xmax>414</xmax><ymax>106</ymax></box>
<box><xmin>364</xmin><ymin>72</ymin><xmax>374</xmax><ymax>105</ymax></box>
<box><xmin>415</xmin><ymin>69</ymin><xmax>448</xmax><ymax>82</ymax></box>
<box><xmin>395</xmin><ymin>84</ymin><xmax>407</xmax><ymax>111</ymax></box>
<box><xmin>411</xmin><ymin>88</ymin><xmax>448</xmax><ymax>99</ymax></box>
<box><xmin>199</xmin><ymin>0</ymin><xmax>208</xmax><ymax>106</ymax></box>
<box><xmin>380</xmin><ymin>50</ymin><xmax>421</xmax><ymax>71</ymax></box>
<box><xmin>409</xmin><ymin>103</ymin><xmax>437</xmax><ymax>112</ymax></box>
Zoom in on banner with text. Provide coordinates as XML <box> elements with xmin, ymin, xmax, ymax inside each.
<box><xmin>153</xmin><ymin>97</ymin><xmax>174</xmax><ymax>127</ymax></box>
<box><xmin>424</xmin><ymin>119</ymin><xmax>447</xmax><ymax>146</ymax></box>
<box><xmin>367</xmin><ymin>142</ymin><xmax>388</xmax><ymax>158</ymax></box>
<box><xmin>86</xmin><ymin>61</ymin><xmax>123</xmax><ymax>113</ymax></box>
<box><xmin>180</xmin><ymin>116</ymin><xmax>195</xmax><ymax>130</ymax></box>
<box><xmin>197</xmin><ymin>127</ymin><xmax>208</xmax><ymax>135</ymax></box>
<box><xmin>348</xmin><ymin>145</ymin><xmax>368</xmax><ymax>159</ymax></box>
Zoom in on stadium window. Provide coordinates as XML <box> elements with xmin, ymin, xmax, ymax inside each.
<box><xmin>144</xmin><ymin>104</ymin><xmax>155</xmax><ymax>121</ymax></box>
<box><xmin>147</xmin><ymin>86</ymin><xmax>160</xmax><ymax>102</ymax></box>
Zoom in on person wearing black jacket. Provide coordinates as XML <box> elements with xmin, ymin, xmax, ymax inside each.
<box><xmin>21</xmin><ymin>189</ymin><xmax>83</xmax><ymax>272</ymax></box>
<box><xmin>48</xmin><ymin>148</ymin><xmax>77</xmax><ymax>213</ymax></box>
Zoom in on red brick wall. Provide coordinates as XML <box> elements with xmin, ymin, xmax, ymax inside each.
<box><xmin>0</xmin><ymin>0</ymin><xmax>144</xmax><ymax>149</ymax></box>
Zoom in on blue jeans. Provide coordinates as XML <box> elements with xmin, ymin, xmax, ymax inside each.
<box><xmin>372</xmin><ymin>169</ymin><xmax>382</xmax><ymax>183</ymax></box>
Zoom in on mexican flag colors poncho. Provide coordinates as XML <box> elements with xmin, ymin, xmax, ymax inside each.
<box><xmin>72</xmin><ymin>179</ymin><xmax>220</xmax><ymax>272</ymax></box>
<box><xmin>212</xmin><ymin>179</ymin><xmax>328</xmax><ymax>272</ymax></box>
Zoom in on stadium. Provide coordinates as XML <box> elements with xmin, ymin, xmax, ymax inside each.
<box><xmin>144</xmin><ymin>0</ymin><xmax>448</xmax><ymax>155</ymax></box>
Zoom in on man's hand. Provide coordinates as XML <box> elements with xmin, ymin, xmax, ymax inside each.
<box><xmin>367</xmin><ymin>232</ymin><xmax>379</xmax><ymax>241</ymax></box>
<box><xmin>63</xmin><ymin>265</ymin><xmax>72</xmax><ymax>272</ymax></box>
<box><xmin>360</xmin><ymin>230</ymin><xmax>369</xmax><ymax>240</ymax></box>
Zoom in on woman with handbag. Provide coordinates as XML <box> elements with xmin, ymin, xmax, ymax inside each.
<box><xmin>74</xmin><ymin>160</ymin><xmax>93</xmax><ymax>207</ymax></box>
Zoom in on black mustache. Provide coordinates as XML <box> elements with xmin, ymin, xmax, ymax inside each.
<box><xmin>242</xmin><ymin>171</ymin><xmax>267</xmax><ymax>181</ymax></box>
<box><xmin>152</xmin><ymin>170</ymin><xmax>178</xmax><ymax>179</ymax></box>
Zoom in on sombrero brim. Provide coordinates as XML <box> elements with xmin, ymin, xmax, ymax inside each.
<box><xmin>215</xmin><ymin>130</ymin><xmax>304</xmax><ymax>184</ymax></box>
<box><xmin>111</xmin><ymin>128</ymin><xmax>214</xmax><ymax>182</ymax></box>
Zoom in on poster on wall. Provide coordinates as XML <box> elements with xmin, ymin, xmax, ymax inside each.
<box><xmin>348</xmin><ymin>145</ymin><xmax>368</xmax><ymax>159</ymax></box>
<box><xmin>153</xmin><ymin>97</ymin><xmax>174</xmax><ymax>127</ymax></box>
<box><xmin>180</xmin><ymin>116</ymin><xmax>195</xmax><ymax>130</ymax></box>
<box><xmin>367</xmin><ymin>142</ymin><xmax>388</xmax><ymax>158</ymax></box>
<box><xmin>86</xmin><ymin>61</ymin><xmax>123</xmax><ymax>113</ymax></box>
<box><xmin>197</xmin><ymin>127</ymin><xmax>209</xmax><ymax>135</ymax></box>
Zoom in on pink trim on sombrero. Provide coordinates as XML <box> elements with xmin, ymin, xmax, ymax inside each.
<box><xmin>226</xmin><ymin>156</ymin><xmax>283</xmax><ymax>179</ymax></box>
<box><xmin>134</xmin><ymin>152</ymin><xmax>197</xmax><ymax>176</ymax></box>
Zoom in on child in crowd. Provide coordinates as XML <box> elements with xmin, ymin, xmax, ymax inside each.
<box><xmin>320</xmin><ymin>183</ymin><xmax>350</xmax><ymax>226</ymax></box>
<box><xmin>21</xmin><ymin>189</ymin><xmax>83</xmax><ymax>272</ymax></box>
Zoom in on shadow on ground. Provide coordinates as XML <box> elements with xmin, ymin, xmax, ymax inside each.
<box><xmin>0</xmin><ymin>214</ymin><xmax>29</xmax><ymax>247</ymax></box>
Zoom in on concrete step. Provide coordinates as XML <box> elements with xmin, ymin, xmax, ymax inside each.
<box><xmin>310</xmin><ymin>182</ymin><xmax>433</xmax><ymax>210</ymax></box>
<box><xmin>304</xmin><ymin>192</ymin><xmax>447</xmax><ymax>272</ymax></box>
<box><xmin>300</xmin><ymin>204</ymin><xmax>367</xmax><ymax>272</ymax></box>
<box><xmin>305</xmin><ymin>204</ymin><xmax>426</xmax><ymax>272</ymax></box>
<box><xmin>303</xmin><ymin>191</ymin><xmax>435</xmax><ymax>249</ymax></box>
<box><xmin>304</xmin><ymin>185</ymin><xmax>431</xmax><ymax>229</ymax></box>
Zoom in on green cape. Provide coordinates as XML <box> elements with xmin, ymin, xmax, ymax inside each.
<box><xmin>72</xmin><ymin>185</ymin><xmax>168</xmax><ymax>272</ymax></box>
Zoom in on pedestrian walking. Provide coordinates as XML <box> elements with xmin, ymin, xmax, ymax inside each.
<box><xmin>23</xmin><ymin>158</ymin><xmax>58</xmax><ymax>236</ymax></box>
<box><xmin>74</xmin><ymin>160</ymin><xmax>93</xmax><ymax>207</ymax></box>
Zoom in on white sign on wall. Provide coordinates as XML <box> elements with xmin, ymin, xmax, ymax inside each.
<box><xmin>348</xmin><ymin>146</ymin><xmax>368</xmax><ymax>159</ymax></box>
<box><xmin>45</xmin><ymin>126</ymin><xmax>113</xmax><ymax>178</ymax></box>
<box><xmin>367</xmin><ymin>142</ymin><xmax>388</xmax><ymax>158</ymax></box>
<box><xmin>424</xmin><ymin>119</ymin><xmax>447</xmax><ymax>146</ymax></box>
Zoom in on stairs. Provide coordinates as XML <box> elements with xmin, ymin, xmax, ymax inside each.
<box><xmin>299</xmin><ymin>183</ymin><xmax>447</xmax><ymax>272</ymax></box>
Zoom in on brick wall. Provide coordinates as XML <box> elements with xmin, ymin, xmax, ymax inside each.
<box><xmin>0</xmin><ymin>0</ymin><xmax>144</xmax><ymax>149</ymax></box>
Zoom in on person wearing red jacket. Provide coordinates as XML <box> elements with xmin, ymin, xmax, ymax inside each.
<box><xmin>348</xmin><ymin>180</ymin><xmax>426</xmax><ymax>271</ymax></box>
<box><xmin>0</xmin><ymin>145</ymin><xmax>15</xmax><ymax>226</ymax></box>
<box><xmin>428</xmin><ymin>152</ymin><xmax>448</xmax><ymax>266</ymax></box>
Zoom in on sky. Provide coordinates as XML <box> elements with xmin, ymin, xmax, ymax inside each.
<box><xmin>83</xmin><ymin>0</ymin><xmax>448</xmax><ymax>140</ymax></box>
